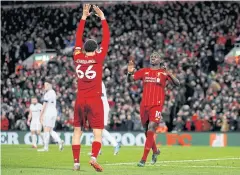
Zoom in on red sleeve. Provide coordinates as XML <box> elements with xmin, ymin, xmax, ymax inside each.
<box><xmin>165</xmin><ymin>71</ymin><xmax>173</xmax><ymax>83</ymax></box>
<box><xmin>167</xmin><ymin>74</ymin><xmax>172</xmax><ymax>81</ymax></box>
<box><xmin>98</xmin><ymin>19</ymin><xmax>110</xmax><ymax>60</ymax></box>
<box><xmin>75</xmin><ymin>19</ymin><xmax>86</xmax><ymax>49</ymax></box>
<box><xmin>165</xmin><ymin>74</ymin><xmax>177</xmax><ymax>86</ymax></box>
<box><xmin>133</xmin><ymin>69</ymin><xmax>145</xmax><ymax>81</ymax></box>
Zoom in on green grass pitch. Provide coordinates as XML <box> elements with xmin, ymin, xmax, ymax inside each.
<box><xmin>1</xmin><ymin>145</ymin><xmax>240</xmax><ymax>175</ymax></box>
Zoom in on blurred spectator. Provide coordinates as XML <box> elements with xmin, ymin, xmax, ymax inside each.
<box><xmin>194</xmin><ymin>117</ymin><xmax>203</xmax><ymax>132</ymax></box>
<box><xmin>35</xmin><ymin>37</ymin><xmax>46</xmax><ymax>52</ymax></box>
<box><xmin>221</xmin><ymin>115</ymin><xmax>229</xmax><ymax>132</ymax></box>
<box><xmin>0</xmin><ymin>113</ymin><xmax>9</xmax><ymax>131</ymax></box>
<box><xmin>185</xmin><ymin>118</ymin><xmax>192</xmax><ymax>131</ymax></box>
<box><xmin>125</xmin><ymin>115</ymin><xmax>134</xmax><ymax>131</ymax></box>
<box><xmin>173</xmin><ymin>117</ymin><xmax>184</xmax><ymax>132</ymax></box>
<box><xmin>133</xmin><ymin>116</ymin><xmax>143</xmax><ymax>131</ymax></box>
<box><xmin>214</xmin><ymin>116</ymin><xmax>223</xmax><ymax>131</ymax></box>
<box><xmin>202</xmin><ymin>116</ymin><xmax>211</xmax><ymax>131</ymax></box>
<box><xmin>229</xmin><ymin>115</ymin><xmax>238</xmax><ymax>131</ymax></box>
<box><xmin>111</xmin><ymin>115</ymin><xmax>122</xmax><ymax>130</ymax></box>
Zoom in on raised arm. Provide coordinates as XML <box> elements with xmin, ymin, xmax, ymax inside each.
<box><xmin>167</xmin><ymin>73</ymin><xmax>180</xmax><ymax>86</ymax></box>
<box><xmin>127</xmin><ymin>60</ymin><xmax>145</xmax><ymax>83</ymax></box>
<box><xmin>127</xmin><ymin>60</ymin><xmax>136</xmax><ymax>82</ymax></box>
<box><xmin>93</xmin><ymin>5</ymin><xmax>110</xmax><ymax>56</ymax></box>
<box><xmin>161</xmin><ymin>64</ymin><xmax>180</xmax><ymax>86</ymax></box>
<box><xmin>75</xmin><ymin>4</ymin><xmax>91</xmax><ymax>48</ymax></box>
<box><xmin>99</xmin><ymin>19</ymin><xmax>110</xmax><ymax>56</ymax></box>
<box><xmin>165</xmin><ymin>67</ymin><xmax>180</xmax><ymax>86</ymax></box>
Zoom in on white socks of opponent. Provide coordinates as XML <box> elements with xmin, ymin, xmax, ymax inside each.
<box><xmin>50</xmin><ymin>130</ymin><xmax>61</xmax><ymax>143</ymax></box>
<box><xmin>44</xmin><ymin>132</ymin><xmax>50</xmax><ymax>150</ymax></box>
<box><xmin>102</xmin><ymin>129</ymin><xmax>118</xmax><ymax>147</ymax></box>
<box><xmin>31</xmin><ymin>134</ymin><xmax>37</xmax><ymax>147</ymax></box>
<box><xmin>38</xmin><ymin>131</ymin><xmax>63</xmax><ymax>152</ymax></box>
<box><xmin>31</xmin><ymin>133</ymin><xmax>44</xmax><ymax>147</ymax></box>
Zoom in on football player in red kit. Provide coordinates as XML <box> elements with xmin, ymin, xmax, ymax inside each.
<box><xmin>127</xmin><ymin>52</ymin><xmax>180</xmax><ymax>167</ymax></box>
<box><xmin>72</xmin><ymin>4</ymin><xmax>110</xmax><ymax>172</ymax></box>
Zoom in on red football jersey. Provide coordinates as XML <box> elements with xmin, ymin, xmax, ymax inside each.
<box><xmin>73</xmin><ymin>19</ymin><xmax>110</xmax><ymax>98</ymax></box>
<box><xmin>133</xmin><ymin>68</ymin><xmax>171</xmax><ymax>106</ymax></box>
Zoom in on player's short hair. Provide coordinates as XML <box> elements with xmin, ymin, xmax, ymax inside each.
<box><xmin>150</xmin><ymin>52</ymin><xmax>161</xmax><ymax>59</ymax></box>
<box><xmin>44</xmin><ymin>78</ymin><xmax>52</xmax><ymax>85</ymax></box>
<box><xmin>84</xmin><ymin>39</ymin><xmax>98</xmax><ymax>52</ymax></box>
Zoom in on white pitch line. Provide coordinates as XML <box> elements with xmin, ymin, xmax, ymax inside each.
<box><xmin>160</xmin><ymin>165</ymin><xmax>240</xmax><ymax>169</ymax></box>
<box><xmin>104</xmin><ymin>157</ymin><xmax>240</xmax><ymax>166</ymax></box>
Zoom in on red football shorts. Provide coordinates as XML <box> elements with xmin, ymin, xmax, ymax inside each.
<box><xmin>74</xmin><ymin>97</ymin><xmax>104</xmax><ymax>129</ymax></box>
<box><xmin>140</xmin><ymin>105</ymin><xmax>163</xmax><ymax>125</ymax></box>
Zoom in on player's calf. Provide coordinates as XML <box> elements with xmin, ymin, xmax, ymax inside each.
<box><xmin>88</xmin><ymin>149</ymin><xmax>102</xmax><ymax>156</ymax></box>
<box><xmin>91</xmin><ymin>129</ymin><xmax>102</xmax><ymax>158</ymax></box>
<box><xmin>31</xmin><ymin>131</ymin><xmax>37</xmax><ymax>148</ymax></box>
<box><xmin>49</xmin><ymin>130</ymin><xmax>64</xmax><ymax>151</ymax></box>
<box><xmin>59</xmin><ymin>140</ymin><xmax>64</xmax><ymax>151</ymax></box>
<box><xmin>114</xmin><ymin>143</ymin><xmax>121</xmax><ymax>155</ymax></box>
<box><xmin>72</xmin><ymin>127</ymin><xmax>82</xmax><ymax>170</ymax></box>
<box><xmin>90</xmin><ymin>129</ymin><xmax>103</xmax><ymax>171</ymax></box>
<box><xmin>37</xmin><ymin>132</ymin><xmax>44</xmax><ymax>145</ymax></box>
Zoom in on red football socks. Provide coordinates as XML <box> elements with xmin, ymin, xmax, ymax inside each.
<box><xmin>92</xmin><ymin>141</ymin><xmax>101</xmax><ymax>158</ymax></box>
<box><xmin>72</xmin><ymin>145</ymin><xmax>80</xmax><ymax>163</ymax></box>
<box><xmin>142</xmin><ymin>131</ymin><xmax>155</xmax><ymax>161</ymax></box>
<box><xmin>145</xmin><ymin>131</ymin><xmax>158</xmax><ymax>153</ymax></box>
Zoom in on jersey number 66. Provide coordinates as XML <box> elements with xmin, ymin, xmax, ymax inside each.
<box><xmin>76</xmin><ymin>65</ymin><xmax>96</xmax><ymax>79</ymax></box>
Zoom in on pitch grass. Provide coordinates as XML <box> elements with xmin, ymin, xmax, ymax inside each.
<box><xmin>1</xmin><ymin>145</ymin><xmax>240</xmax><ymax>175</ymax></box>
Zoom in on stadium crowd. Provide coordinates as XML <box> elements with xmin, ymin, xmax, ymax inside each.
<box><xmin>1</xmin><ymin>2</ymin><xmax>240</xmax><ymax>132</ymax></box>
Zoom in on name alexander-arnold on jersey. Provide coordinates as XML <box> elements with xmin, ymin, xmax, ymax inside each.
<box><xmin>75</xmin><ymin>59</ymin><xmax>97</xmax><ymax>64</ymax></box>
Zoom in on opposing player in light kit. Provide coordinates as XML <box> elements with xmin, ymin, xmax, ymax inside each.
<box><xmin>27</xmin><ymin>97</ymin><xmax>44</xmax><ymax>148</ymax></box>
<box><xmin>71</xmin><ymin>4</ymin><xmax>110</xmax><ymax>172</ymax></box>
<box><xmin>88</xmin><ymin>82</ymin><xmax>121</xmax><ymax>156</ymax></box>
<box><xmin>38</xmin><ymin>81</ymin><xmax>64</xmax><ymax>152</ymax></box>
<box><xmin>127</xmin><ymin>52</ymin><xmax>180</xmax><ymax>167</ymax></box>
<box><xmin>101</xmin><ymin>82</ymin><xmax>121</xmax><ymax>155</ymax></box>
